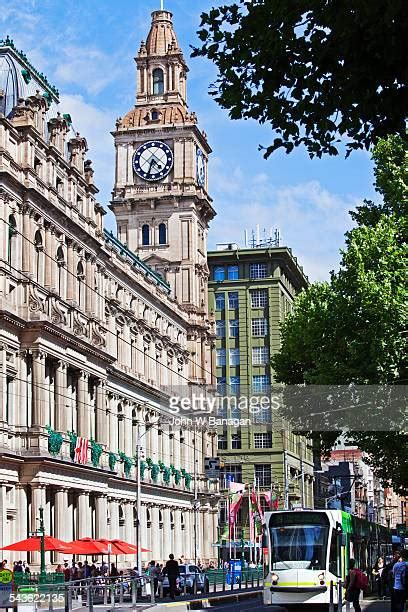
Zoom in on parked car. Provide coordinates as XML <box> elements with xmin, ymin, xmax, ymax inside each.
<box><xmin>161</xmin><ymin>564</ymin><xmax>209</xmax><ymax>595</ymax></box>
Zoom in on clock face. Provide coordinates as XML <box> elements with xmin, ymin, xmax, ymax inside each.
<box><xmin>133</xmin><ymin>140</ymin><xmax>173</xmax><ymax>182</ymax></box>
<box><xmin>196</xmin><ymin>147</ymin><xmax>206</xmax><ymax>187</ymax></box>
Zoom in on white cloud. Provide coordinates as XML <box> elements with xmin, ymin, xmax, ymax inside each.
<box><xmin>59</xmin><ymin>94</ymin><xmax>116</xmax><ymax>222</ymax></box>
<box><xmin>209</xmin><ymin>170</ymin><xmax>358</xmax><ymax>281</ymax></box>
<box><xmin>56</xmin><ymin>46</ymin><xmax>122</xmax><ymax>95</ymax></box>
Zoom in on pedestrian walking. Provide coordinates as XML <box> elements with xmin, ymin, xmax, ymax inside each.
<box><xmin>384</xmin><ymin>550</ymin><xmax>401</xmax><ymax>598</ymax></box>
<box><xmin>162</xmin><ymin>554</ymin><xmax>180</xmax><ymax>600</ymax></box>
<box><xmin>147</xmin><ymin>560</ymin><xmax>159</xmax><ymax>595</ymax></box>
<box><xmin>345</xmin><ymin>559</ymin><xmax>363</xmax><ymax>612</ymax></box>
<box><xmin>391</xmin><ymin>550</ymin><xmax>407</xmax><ymax>612</ymax></box>
<box><xmin>372</xmin><ymin>556</ymin><xmax>385</xmax><ymax>598</ymax></box>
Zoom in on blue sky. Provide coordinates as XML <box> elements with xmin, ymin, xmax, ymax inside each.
<box><xmin>2</xmin><ymin>0</ymin><xmax>378</xmax><ymax>280</ymax></box>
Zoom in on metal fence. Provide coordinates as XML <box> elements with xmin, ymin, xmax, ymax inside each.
<box><xmin>10</xmin><ymin>569</ymin><xmax>263</xmax><ymax>610</ymax></box>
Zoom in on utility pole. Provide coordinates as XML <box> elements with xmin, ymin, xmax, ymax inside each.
<box><xmin>193</xmin><ymin>424</ymin><xmax>199</xmax><ymax>564</ymax></box>
<box><xmin>135</xmin><ymin>418</ymin><xmax>152</xmax><ymax>575</ymax></box>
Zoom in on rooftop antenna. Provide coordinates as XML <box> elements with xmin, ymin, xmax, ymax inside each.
<box><xmin>160</xmin><ymin>0</ymin><xmax>164</xmax><ymax>9</ymax></box>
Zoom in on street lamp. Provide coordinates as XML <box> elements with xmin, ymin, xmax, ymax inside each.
<box><xmin>38</xmin><ymin>507</ymin><xmax>46</xmax><ymax>579</ymax></box>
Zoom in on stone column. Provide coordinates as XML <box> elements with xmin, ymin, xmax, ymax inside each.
<box><xmin>77</xmin><ymin>371</ymin><xmax>90</xmax><ymax>438</ymax></box>
<box><xmin>15</xmin><ymin>485</ymin><xmax>28</xmax><ymax>542</ymax></box>
<box><xmin>140</xmin><ymin>504</ymin><xmax>148</xmax><ymax>553</ymax></box>
<box><xmin>124</xmin><ymin>503</ymin><xmax>134</xmax><ymax>546</ymax></box>
<box><xmin>95</xmin><ymin>380</ymin><xmax>107</xmax><ymax>445</ymax></box>
<box><xmin>174</xmin><ymin>509</ymin><xmax>182</xmax><ymax>560</ymax></box>
<box><xmin>31</xmin><ymin>484</ymin><xmax>46</xmax><ymax>565</ymax></box>
<box><xmin>0</xmin><ymin>482</ymin><xmax>7</xmax><ymax>551</ymax></box>
<box><xmin>54</xmin><ymin>488</ymin><xmax>68</xmax><ymax>561</ymax></box>
<box><xmin>18</xmin><ymin>351</ymin><xmax>28</xmax><ymax>427</ymax></box>
<box><xmin>77</xmin><ymin>491</ymin><xmax>91</xmax><ymax>538</ymax></box>
<box><xmin>0</xmin><ymin>344</ymin><xmax>7</xmax><ymax>423</ymax></box>
<box><xmin>150</xmin><ymin>506</ymin><xmax>161</xmax><ymax>561</ymax></box>
<box><xmin>109</xmin><ymin>499</ymin><xmax>120</xmax><ymax>540</ymax></box>
<box><xmin>124</xmin><ymin>403</ymin><xmax>133</xmax><ymax>457</ymax></box>
<box><xmin>95</xmin><ymin>494</ymin><xmax>108</xmax><ymax>539</ymax></box>
<box><xmin>54</xmin><ymin>361</ymin><xmax>67</xmax><ymax>432</ymax></box>
<box><xmin>162</xmin><ymin>507</ymin><xmax>172</xmax><ymax>560</ymax></box>
<box><xmin>32</xmin><ymin>350</ymin><xmax>46</xmax><ymax>427</ymax></box>
<box><xmin>108</xmin><ymin>396</ymin><xmax>118</xmax><ymax>452</ymax></box>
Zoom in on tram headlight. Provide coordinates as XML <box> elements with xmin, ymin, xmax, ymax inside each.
<box><xmin>271</xmin><ymin>573</ymin><xmax>279</xmax><ymax>585</ymax></box>
<box><xmin>317</xmin><ymin>572</ymin><xmax>325</xmax><ymax>586</ymax></box>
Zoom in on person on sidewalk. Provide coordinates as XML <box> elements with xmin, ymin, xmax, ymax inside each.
<box><xmin>391</xmin><ymin>550</ymin><xmax>407</xmax><ymax>612</ymax></box>
<box><xmin>345</xmin><ymin>559</ymin><xmax>362</xmax><ymax>612</ymax></box>
<box><xmin>162</xmin><ymin>554</ymin><xmax>180</xmax><ymax>600</ymax></box>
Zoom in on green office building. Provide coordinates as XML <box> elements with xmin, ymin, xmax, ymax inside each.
<box><xmin>208</xmin><ymin>241</ymin><xmax>315</xmax><ymax>552</ymax></box>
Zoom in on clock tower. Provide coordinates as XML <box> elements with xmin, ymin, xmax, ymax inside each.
<box><xmin>111</xmin><ymin>9</ymin><xmax>216</xmax><ymax>385</ymax></box>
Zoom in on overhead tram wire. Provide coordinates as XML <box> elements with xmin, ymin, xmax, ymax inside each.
<box><xmin>0</xmin><ymin>216</ymin><xmax>230</xmax><ymax>392</ymax></box>
<box><xmin>2</xmin><ymin>374</ymin><xmax>210</xmax><ymax>468</ymax></box>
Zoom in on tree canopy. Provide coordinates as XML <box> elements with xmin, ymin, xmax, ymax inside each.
<box><xmin>271</xmin><ymin>135</ymin><xmax>408</xmax><ymax>492</ymax></box>
<box><xmin>193</xmin><ymin>1</ymin><xmax>408</xmax><ymax>158</ymax></box>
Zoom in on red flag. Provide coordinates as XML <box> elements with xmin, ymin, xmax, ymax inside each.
<box><xmin>228</xmin><ymin>491</ymin><xmax>243</xmax><ymax>539</ymax></box>
<box><xmin>74</xmin><ymin>437</ymin><xmax>89</xmax><ymax>464</ymax></box>
<box><xmin>250</xmin><ymin>489</ymin><xmax>263</xmax><ymax>537</ymax></box>
<box><xmin>264</xmin><ymin>491</ymin><xmax>279</xmax><ymax>510</ymax></box>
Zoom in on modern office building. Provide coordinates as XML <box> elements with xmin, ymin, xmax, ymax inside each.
<box><xmin>0</xmin><ymin>9</ymin><xmax>218</xmax><ymax>569</ymax></box>
<box><xmin>208</xmin><ymin>241</ymin><xmax>315</xmax><ymax>550</ymax></box>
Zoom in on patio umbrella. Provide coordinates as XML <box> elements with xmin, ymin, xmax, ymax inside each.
<box><xmin>96</xmin><ymin>539</ymin><xmax>151</xmax><ymax>555</ymax></box>
<box><xmin>2</xmin><ymin>536</ymin><xmax>68</xmax><ymax>552</ymax></box>
<box><xmin>63</xmin><ymin>538</ymin><xmax>108</xmax><ymax>555</ymax></box>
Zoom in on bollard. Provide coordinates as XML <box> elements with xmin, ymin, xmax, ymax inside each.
<box><xmin>103</xmin><ymin>580</ymin><xmax>108</xmax><ymax>605</ymax></box>
<box><xmin>119</xmin><ymin>581</ymin><xmax>124</xmax><ymax>605</ymax></box>
<box><xmin>251</xmin><ymin>573</ymin><xmax>254</xmax><ymax>588</ymax></box>
<box><xmin>150</xmin><ymin>578</ymin><xmax>155</xmax><ymax>604</ymax></box>
<box><xmin>245</xmin><ymin>572</ymin><xmax>248</xmax><ymax>589</ymax></box>
<box><xmin>193</xmin><ymin>574</ymin><xmax>197</xmax><ymax>595</ymax></box>
<box><xmin>131</xmin><ymin>578</ymin><xmax>137</xmax><ymax>607</ymax></box>
<box><xmin>159</xmin><ymin>580</ymin><xmax>164</xmax><ymax>599</ymax></box>
<box><xmin>88</xmin><ymin>583</ymin><xmax>94</xmax><ymax>612</ymax></box>
<box><xmin>213</xmin><ymin>573</ymin><xmax>216</xmax><ymax>594</ymax></box>
<box><xmin>329</xmin><ymin>580</ymin><xmax>334</xmax><ymax>612</ymax></box>
<box><xmin>110</xmin><ymin>581</ymin><xmax>115</xmax><ymax>609</ymax></box>
<box><xmin>337</xmin><ymin>580</ymin><xmax>343</xmax><ymax>612</ymax></box>
<box><xmin>222</xmin><ymin>571</ymin><xmax>225</xmax><ymax>593</ymax></box>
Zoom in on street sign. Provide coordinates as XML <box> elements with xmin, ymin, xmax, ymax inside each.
<box><xmin>205</xmin><ymin>457</ymin><xmax>220</xmax><ymax>478</ymax></box>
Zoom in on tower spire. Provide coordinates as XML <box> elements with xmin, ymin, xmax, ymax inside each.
<box><xmin>160</xmin><ymin>0</ymin><xmax>164</xmax><ymax>9</ymax></box>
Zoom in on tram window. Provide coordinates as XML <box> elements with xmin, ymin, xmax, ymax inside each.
<box><xmin>329</xmin><ymin>533</ymin><xmax>340</xmax><ymax>576</ymax></box>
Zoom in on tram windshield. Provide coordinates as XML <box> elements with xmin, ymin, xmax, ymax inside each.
<box><xmin>269</xmin><ymin>513</ymin><xmax>329</xmax><ymax>571</ymax></box>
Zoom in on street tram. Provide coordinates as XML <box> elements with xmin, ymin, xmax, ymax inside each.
<box><xmin>263</xmin><ymin>509</ymin><xmax>392</xmax><ymax>608</ymax></box>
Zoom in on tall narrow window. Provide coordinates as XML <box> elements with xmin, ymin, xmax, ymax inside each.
<box><xmin>8</xmin><ymin>215</ymin><xmax>17</xmax><ymax>265</ymax></box>
<box><xmin>76</xmin><ymin>261</ymin><xmax>85</xmax><ymax>307</ymax></box>
<box><xmin>153</xmin><ymin>68</ymin><xmax>164</xmax><ymax>95</ymax></box>
<box><xmin>56</xmin><ymin>246</ymin><xmax>65</xmax><ymax>297</ymax></box>
<box><xmin>142</xmin><ymin>224</ymin><xmax>150</xmax><ymax>246</ymax></box>
<box><xmin>158</xmin><ymin>223</ymin><xmax>167</xmax><ymax>245</ymax></box>
<box><xmin>34</xmin><ymin>230</ymin><xmax>43</xmax><ymax>283</ymax></box>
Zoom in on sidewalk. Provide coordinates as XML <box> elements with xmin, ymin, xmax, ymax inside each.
<box><xmin>361</xmin><ymin>598</ymin><xmax>390</xmax><ymax>610</ymax></box>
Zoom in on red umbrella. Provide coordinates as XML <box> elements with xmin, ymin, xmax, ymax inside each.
<box><xmin>96</xmin><ymin>539</ymin><xmax>150</xmax><ymax>555</ymax></box>
<box><xmin>2</xmin><ymin>536</ymin><xmax>68</xmax><ymax>552</ymax></box>
<box><xmin>63</xmin><ymin>538</ymin><xmax>108</xmax><ymax>555</ymax></box>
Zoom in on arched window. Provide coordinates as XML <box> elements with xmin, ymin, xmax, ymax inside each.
<box><xmin>158</xmin><ymin>223</ymin><xmax>167</xmax><ymax>245</ymax></box>
<box><xmin>34</xmin><ymin>230</ymin><xmax>43</xmax><ymax>283</ymax></box>
<box><xmin>56</xmin><ymin>246</ymin><xmax>65</xmax><ymax>297</ymax></box>
<box><xmin>76</xmin><ymin>261</ymin><xmax>84</xmax><ymax>307</ymax></box>
<box><xmin>142</xmin><ymin>224</ymin><xmax>150</xmax><ymax>246</ymax></box>
<box><xmin>8</xmin><ymin>215</ymin><xmax>17</xmax><ymax>265</ymax></box>
<box><xmin>153</xmin><ymin>68</ymin><xmax>164</xmax><ymax>95</ymax></box>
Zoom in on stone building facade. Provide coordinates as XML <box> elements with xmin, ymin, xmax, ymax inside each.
<box><xmin>0</xmin><ymin>13</ymin><xmax>217</xmax><ymax>570</ymax></box>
